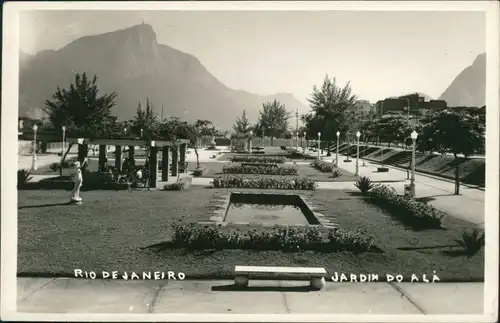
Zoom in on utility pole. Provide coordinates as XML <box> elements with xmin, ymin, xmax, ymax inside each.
<box><xmin>161</xmin><ymin>104</ymin><xmax>164</xmax><ymax>122</ymax></box>
<box><xmin>295</xmin><ymin>108</ymin><xmax>299</xmax><ymax>148</ymax></box>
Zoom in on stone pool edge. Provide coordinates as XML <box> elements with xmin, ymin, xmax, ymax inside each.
<box><xmin>205</xmin><ymin>191</ymin><xmax>338</xmax><ymax>229</ymax></box>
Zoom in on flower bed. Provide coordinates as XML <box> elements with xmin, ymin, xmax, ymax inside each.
<box><xmin>231</xmin><ymin>156</ymin><xmax>287</xmax><ymax>164</ymax></box>
<box><xmin>171</xmin><ymin>222</ymin><xmax>375</xmax><ymax>253</ymax></box>
<box><xmin>311</xmin><ymin>159</ymin><xmax>336</xmax><ymax>172</ymax></box>
<box><xmin>212</xmin><ymin>175</ymin><xmax>317</xmax><ymax>190</ymax></box>
<box><xmin>368</xmin><ymin>185</ymin><xmax>444</xmax><ymax>229</ymax></box>
<box><xmin>222</xmin><ymin>163</ymin><xmax>298</xmax><ymax>175</ymax></box>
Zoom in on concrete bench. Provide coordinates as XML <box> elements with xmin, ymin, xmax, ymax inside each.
<box><xmin>234</xmin><ymin>266</ymin><xmax>327</xmax><ymax>290</ymax></box>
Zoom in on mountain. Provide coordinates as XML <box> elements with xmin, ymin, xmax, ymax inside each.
<box><xmin>18</xmin><ymin>24</ymin><xmax>308</xmax><ymax>129</ymax></box>
<box><xmin>438</xmin><ymin>53</ymin><xmax>486</xmax><ymax>107</ymax></box>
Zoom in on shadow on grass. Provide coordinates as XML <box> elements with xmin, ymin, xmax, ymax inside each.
<box><xmin>18</xmin><ymin>202</ymin><xmax>73</xmax><ymax>209</ymax></box>
<box><xmin>142</xmin><ymin>241</ymin><xmax>385</xmax><ymax>254</ymax></box>
<box><xmin>211</xmin><ymin>284</ymin><xmax>311</xmax><ymax>292</ymax></box>
<box><xmin>441</xmin><ymin>249</ymin><xmax>468</xmax><ymax>258</ymax></box>
<box><xmin>397</xmin><ymin>244</ymin><xmax>460</xmax><ymax>251</ymax></box>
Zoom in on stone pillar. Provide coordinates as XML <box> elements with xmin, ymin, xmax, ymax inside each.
<box><xmin>98</xmin><ymin>145</ymin><xmax>106</xmax><ymax>171</ymax></box>
<box><xmin>149</xmin><ymin>146</ymin><xmax>158</xmax><ymax>188</ymax></box>
<box><xmin>179</xmin><ymin>143</ymin><xmax>186</xmax><ymax>173</ymax></box>
<box><xmin>78</xmin><ymin>144</ymin><xmax>88</xmax><ymax>164</ymax></box>
<box><xmin>161</xmin><ymin>146</ymin><xmax>169</xmax><ymax>181</ymax></box>
<box><xmin>248</xmin><ymin>138</ymin><xmax>252</xmax><ymax>152</ymax></box>
<box><xmin>171</xmin><ymin>146</ymin><xmax>178</xmax><ymax>177</ymax></box>
<box><xmin>115</xmin><ymin>145</ymin><xmax>122</xmax><ymax>171</ymax></box>
<box><xmin>128</xmin><ymin>145</ymin><xmax>135</xmax><ymax>168</ymax></box>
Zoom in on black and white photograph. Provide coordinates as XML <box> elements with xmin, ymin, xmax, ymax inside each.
<box><xmin>2</xmin><ymin>1</ymin><xmax>499</xmax><ymax>321</ymax></box>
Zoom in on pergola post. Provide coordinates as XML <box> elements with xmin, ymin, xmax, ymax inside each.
<box><xmin>161</xmin><ymin>146</ymin><xmax>169</xmax><ymax>181</ymax></box>
<box><xmin>78</xmin><ymin>143</ymin><xmax>88</xmax><ymax>164</ymax></box>
<box><xmin>149</xmin><ymin>143</ymin><xmax>158</xmax><ymax>189</ymax></box>
<box><xmin>115</xmin><ymin>145</ymin><xmax>122</xmax><ymax>171</ymax></box>
<box><xmin>128</xmin><ymin>145</ymin><xmax>135</xmax><ymax>168</ymax></box>
<box><xmin>98</xmin><ymin>145</ymin><xmax>106</xmax><ymax>171</ymax></box>
<box><xmin>179</xmin><ymin>143</ymin><xmax>186</xmax><ymax>173</ymax></box>
<box><xmin>171</xmin><ymin>146</ymin><xmax>178</xmax><ymax>177</ymax></box>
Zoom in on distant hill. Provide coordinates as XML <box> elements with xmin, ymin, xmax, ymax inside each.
<box><xmin>18</xmin><ymin>24</ymin><xmax>308</xmax><ymax>129</ymax></box>
<box><xmin>439</xmin><ymin>53</ymin><xmax>486</xmax><ymax>107</ymax></box>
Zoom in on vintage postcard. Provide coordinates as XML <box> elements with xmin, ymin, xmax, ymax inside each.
<box><xmin>2</xmin><ymin>1</ymin><xmax>499</xmax><ymax>322</ymax></box>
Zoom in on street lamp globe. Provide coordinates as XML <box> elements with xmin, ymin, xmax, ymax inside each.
<box><xmin>411</xmin><ymin>130</ymin><xmax>418</xmax><ymax>140</ymax></box>
<box><xmin>249</xmin><ymin>130</ymin><xmax>253</xmax><ymax>136</ymax></box>
<box><xmin>356</xmin><ymin>131</ymin><xmax>361</xmax><ymax>138</ymax></box>
<box><xmin>336</xmin><ymin>131</ymin><xmax>340</xmax><ymax>137</ymax></box>
<box><xmin>62</xmin><ymin>126</ymin><xmax>66</xmax><ymax>131</ymax></box>
<box><xmin>33</xmin><ymin>124</ymin><xmax>38</xmax><ymax>131</ymax></box>
<box><xmin>318</xmin><ymin>132</ymin><xmax>321</xmax><ymax>137</ymax></box>
<box><xmin>303</xmin><ymin>132</ymin><xmax>306</xmax><ymax>138</ymax></box>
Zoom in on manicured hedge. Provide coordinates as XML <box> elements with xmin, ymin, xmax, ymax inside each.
<box><xmin>172</xmin><ymin>222</ymin><xmax>376</xmax><ymax>253</ymax></box>
<box><xmin>368</xmin><ymin>185</ymin><xmax>444</xmax><ymax>229</ymax></box>
<box><xmin>311</xmin><ymin>159</ymin><xmax>336</xmax><ymax>172</ymax></box>
<box><xmin>222</xmin><ymin>163</ymin><xmax>298</xmax><ymax>175</ymax></box>
<box><xmin>230</xmin><ymin>156</ymin><xmax>287</xmax><ymax>164</ymax></box>
<box><xmin>212</xmin><ymin>175</ymin><xmax>317</xmax><ymax>190</ymax></box>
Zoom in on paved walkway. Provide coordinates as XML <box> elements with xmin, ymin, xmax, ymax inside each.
<box><xmin>17</xmin><ymin>278</ymin><xmax>483</xmax><ymax>314</ymax></box>
<box><xmin>319</xmin><ymin>154</ymin><xmax>485</xmax><ymax>227</ymax></box>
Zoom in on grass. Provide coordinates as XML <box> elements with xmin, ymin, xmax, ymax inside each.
<box><xmin>196</xmin><ymin>162</ymin><xmax>358</xmax><ymax>182</ymax></box>
<box><xmin>335</xmin><ymin>144</ymin><xmax>485</xmax><ymax>187</ymax></box>
<box><xmin>18</xmin><ymin>188</ymin><xmax>483</xmax><ymax>281</ymax></box>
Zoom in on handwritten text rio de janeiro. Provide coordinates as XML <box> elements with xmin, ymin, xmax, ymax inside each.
<box><xmin>74</xmin><ymin>269</ymin><xmax>185</xmax><ymax>280</ymax></box>
<box><xmin>331</xmin><ymin>271</ymin><xmax>440</xmax><ymax>283</ymax></box>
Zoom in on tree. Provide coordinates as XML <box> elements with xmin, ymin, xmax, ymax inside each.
<box><xmin>417</xmin><ymin>110</ymin><xmax>485</xmax><ymax>195</ymax></box>
<box><xmin>158</xmin><ymin>117</ymin><xmax>214</xmax><ymax>168</ymax></box>
<box><xmin>232</xmin><ymin>110</ymin><xmax>252</xmax><ymax>134</ymax></box>
<box><xmin>133</xmin><ymin>99</ymin><xmax>159</xmax><ymax>139</ymax></box>
<box><xmin>257</xmin><ymin>99</ymin><xmax>290</xmax><ymax>145</ymax></box>
<box><xmin>304</xmin><ymin>75</ymin><xmax>357</xmax><ymax>151</ymax></box>
<box><xmin>44</xmin><ymin>72</ymin><xmax>117</xmax><ymax>173</ymax></box>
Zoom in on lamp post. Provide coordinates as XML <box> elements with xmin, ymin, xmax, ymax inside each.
<box><xmin>61</xmin><ymin>126</ymin><xmax>66</xmax><ymax>163</ymax></box>
<box><xmin>295</xmin><ymin>132</ymin><xmax>299</xmax><ymax>150</ymax></box>
<box><xmin>355</xmin><ymin>131</ymin><xmax>361</xmax><ymax>176</ymax></box>
<box><xmin>317</xmin><ymin>132</ymin><xmax>321</xmax><ymax>159</ymax></box>
<box><xmin>249</xmin><ymin>130</ymin><xmax>253</xmax><ymax>152</ymax></box>
<box><xmin>409</xmin><ymin>130</ymin><xmax>418</xmax><ymax>197</ymax></box>
<box><xmin>32</xmin><ymin>124</ymin><xmax>38</xmax><ymax>170</ymax></box>
<box><xmin>303</xmin><ymin>132</ymin><xmax>307</xmax><ymax>151</ymax></box>
<box><xmin>140</xmin><ymin>128</ymin><xmax>144</xmax><ymax>138</ymax></box>
<box><xmin>61</xmin><ymin>125</ymin><xmax>66</xmax><ymax>155</ymax></box>
<box><xmin>335</xmin><ymin>131</ymin><xmax>340</xmax><ymax>167</ymax></box>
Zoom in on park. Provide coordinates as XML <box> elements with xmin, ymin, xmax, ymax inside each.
<box><xmin>16</xmin><ymin>72</ymin><xmax>486</xmax><ymax>313</ymax></box>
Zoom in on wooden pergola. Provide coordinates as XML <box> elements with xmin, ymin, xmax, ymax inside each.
<box><xmin>67</xmin><ymin>138</ymin><xmax>191</xmax><ymax>188</ymax></box>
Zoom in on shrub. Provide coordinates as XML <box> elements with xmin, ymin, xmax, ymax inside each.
<box><xmin>368</xmin><ymin>185</ymin><xmax>444</xmax><ymax>229</ymax></box>
<box><xmin>192</xmin><ymin>166</ymin><xmax>206</xmax><ymax>177</ymax></box>
<box><xmin>311</xmin><ymin>159</ymin><xmax>335</xmax><ymax>172</ymax></box>
<box><xmin>17</xmin><ymin>169</ymin><xmax>33</xmax><ymax>188</ymax></box>
<box><xmin>354</xmin><ymin>176</ymin><xmax>375</xmax><ymax>194</ymax></box>
<box><xmin>280</xmin><ymin>145</ymin><xmax>287</xmax><ymax>150</ymax></box>
<box><xmin>231</xmin><ymin>156</ymin><xmax>286</xmax><ymax>164</ymax></box>
<box><xmin>222</xmin><ymin>164</ymin><xmax>298</xmax><ymax>175</ymax></box>
<box><xmin>332</xmin><ymin>169</ymin><xmax>343</xmax><ymax>178</ymax></box>
<box><xmin>212</xmin><ymin>175</ymin><xmax>317</xmax><ymax>190</ymax></box>
<box><xmin>454</xmin><ymin>229</ymin><xmax>485</xmax><ymax>258</ymax></box>
<box><xmin>171</xmin><ymin>221</ymin><xmax>375</xmax><ymax>253</ymax></box>
<box><xmin>164</xmin><ymin>177</ymin><xmax>192</xmax><ymax>191</ymax></box>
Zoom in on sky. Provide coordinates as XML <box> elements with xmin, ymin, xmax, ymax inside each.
<box><xmin>19</xmin><ymin>10</ymin><xmax>486</xmax><ymax>104</ymax></box>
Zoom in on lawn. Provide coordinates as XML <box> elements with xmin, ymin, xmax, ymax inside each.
<box><xmin>197</xmin><ymin>162</ymin><xmax>359</xmax><ymax>182</ymax></box>
<box><xmin>18</xmin><ymin>188</ymin><xmax>483</xmax><ymax>281</ymax></box>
